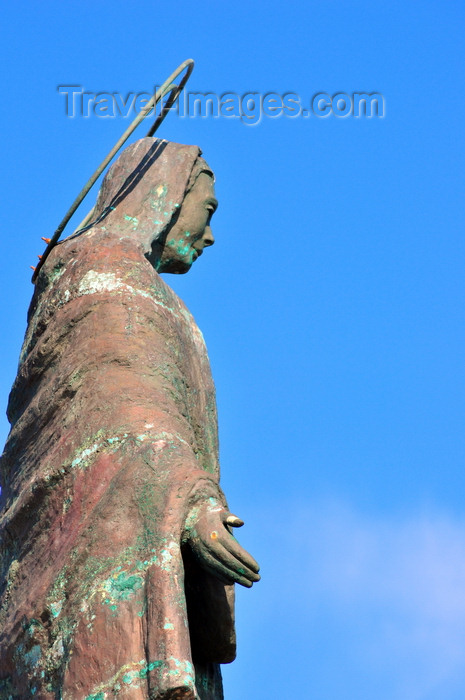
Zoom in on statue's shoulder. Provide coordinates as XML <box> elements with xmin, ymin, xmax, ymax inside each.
<box><xmin>31</xmin><ymin>232</ymin><xmax>202</xmax><ymax>337</ymax></box>
<box><xmin>153</xmin><ymin>274</ymin><xmax>194</xmax><ymax>322</ymax></box>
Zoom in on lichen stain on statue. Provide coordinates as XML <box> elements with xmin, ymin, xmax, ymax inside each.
<box><xmin>0</xmin><ymin>138</ymin><xmax>260</xmax><ymax>700</ymax></box>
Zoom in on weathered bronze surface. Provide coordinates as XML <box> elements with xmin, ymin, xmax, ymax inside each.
<box><xmin>0</xmin><ymin>138</ymin><xmax>259</xmax><ymax>699</ymax></box>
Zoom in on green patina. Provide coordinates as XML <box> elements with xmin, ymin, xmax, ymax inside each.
<box><xmin>202</xmin><ymin>461</ymin><xmax>216</xmax><ymax>475</ymax></box>
<box><xmin>103</xmin><ymin>571</ymin><xmax>144</xmax><ymax>603</ymax></box>
<box><xmin>68</xmin><ymin>429</ymin><xmax>106</xmax><ymax>468</ymax></box>
<box><xmin>45</xmin><ymin>569</ymin><xmax>67</xmax><ymax>621</ymax></box>
<box><xmin>23</xmin><ymin>644</ymin><xmax>41</xmax><ymax>668</ymax></box>
<box><xmin>107</xmin><ymin>436</ymin><xmax>121</xmax><ymax>445</ymax></box>
<box><xmin>0</xmin><ymin>677</ymin><xmax>14</xmax><ymax>697</ymax></box>
<box><xmin>17</xmin><ymin>606</ymin><xmax>76</xmax><ymax>695</ymax></box>
<box><xmin>183</xmin><ymin>504</ymin><xmax>201</xmax><ymax>538</ymax></box>
<box><xmin>138</xmin><ymin>660</ymin><xmax>163</xmax><ymax>678</ymax></box>
<box><xmin>167</xmin><ymin>657</ymin><xmax>195</xmax><ymax>682</ymax></box>
<box><xmin>48</xmin><ymin>262</ymin><xmax>66</xmax><ymax>283</ymax></box>
<box><xmin>76</xmin><ymin>545</ymin><xmax>161</xmax><ymax>620</ymax></box>
<box><xmin>196</xmin><ymin>671</ymin><xmax>212</xmax><ymax>689</ymax></box>
<box><xmin>135</xmin><ymin>479</ymin><xmax>158</xmax><ymax>551</ymax></box>
<box><xmin>82</xmin><ymin>657</ymin><xmax>192</xmax><ymax>699</ymax></box>
<box><xmin>136</xmin><ymin>598</ymin><xmax>147</xmax><ymax>617</ymax></box>
<box><xmin>124</xmin><ymin>215</ymin><xmax>139</xmax><ymax>229</ymax></box>
<box><xmin>67</xmin><ymin>430</ymin><xmax>130</xmax><ymax>471</ymax></box>
<box><xmin>62</xmin><ymin>495</ymin><xmax>72</xmax><ymax>514</ymax></box>
<box><xmin>122</xmin><ymin>672</ymin><xmax>136</xmax><ymax>684</ymax></box>
<box><xmin>166</xmin><ymin>234</ymin><xmax>194</xmax><ymax>260</ymax></box>
<box><xmin>49</xmin><ymin>601</ymin><xmax>62</xmax><ymax>618</ymax></box>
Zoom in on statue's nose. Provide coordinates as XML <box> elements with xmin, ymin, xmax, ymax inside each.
<box><xmin>202</xmin><ymin>226</ymin><xmax>215</xmax><ymax>247</ymax></box>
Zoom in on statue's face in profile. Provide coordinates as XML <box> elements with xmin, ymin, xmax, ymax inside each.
<box><xmin>156</xmin><ymin>172</ymin><xmax>217</xmax><ymax>274</ymax></box>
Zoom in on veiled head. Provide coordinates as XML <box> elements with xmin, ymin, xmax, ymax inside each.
<box><xmin>92</xmin><ymin>138</ymin><xmax>217</xmax><ymax>273</ymax></box>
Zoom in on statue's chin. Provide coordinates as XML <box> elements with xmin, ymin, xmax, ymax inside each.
<box><xmin>145</xmin><ymin>252</ymin><xmax>193</xmax><ymax>275</ymax></box>
<box><xmin>159</xmin><ymin>259</ymin><xmax>193</xmax><ymax>275</ymax></box>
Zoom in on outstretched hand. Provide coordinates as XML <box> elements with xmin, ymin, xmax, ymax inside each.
<box><xmin>183</xmin><ymin>499</ymin><xmax>260</xmax><ymax>588</ymax></box>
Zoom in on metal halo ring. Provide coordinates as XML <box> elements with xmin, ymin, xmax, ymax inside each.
<box><xmin>32</xmin><ymin>59</ymin><xmax>194</xmax><ymax>283</ymax></box>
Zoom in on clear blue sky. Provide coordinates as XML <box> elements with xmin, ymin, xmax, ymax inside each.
<box><xmin>1</xmin><ymin>2</ymin><xmax>464</xmax><ymax>698</ymax></box>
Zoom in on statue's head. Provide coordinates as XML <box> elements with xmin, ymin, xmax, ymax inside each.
<box><xmin>91</xmin><ymin>138</ymin><xmax>217</xmax><ymax>274</ymax></box>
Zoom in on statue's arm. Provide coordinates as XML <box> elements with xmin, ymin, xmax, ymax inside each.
<box><xmin>182</xmin><ymin>496</ymin><xmax>260</xmax><ymax>588</ymax></box>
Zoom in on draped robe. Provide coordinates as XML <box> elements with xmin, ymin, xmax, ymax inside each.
<box><xmin>0</xmin><ymin>139</ymin><xmax>235</xmax><ymax>700</ymax></box>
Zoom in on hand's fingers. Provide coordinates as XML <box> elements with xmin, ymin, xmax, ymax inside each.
<box><xmin>217</xmin><ymin>530</ymin><xmax>260</xmax><ymax>574</ymax></box>
<box><xmin>194</xmin><ymin>540</ymin><xmax>256</xmax><ymax>588</ymax></box>
<box><xmin>205</xmin><ymin>537</ymin><xmax>261</xmax><ymax>583</ymax></box>
<box><xmin>224</xmin><ymin>513</ymin><xmax>244</xmax><ymax>528</ymax></box>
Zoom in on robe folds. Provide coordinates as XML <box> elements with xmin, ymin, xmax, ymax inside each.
<box><xmin>0</xmin><ymin>141</ymin><xmax>235</xmax><ymax>700</ymax></box>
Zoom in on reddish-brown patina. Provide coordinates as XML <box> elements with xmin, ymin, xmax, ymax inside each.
<box><xmin>0</xmin><ymin>139</ymin><xmax>259</xmax><ymax>700</ymax></box>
